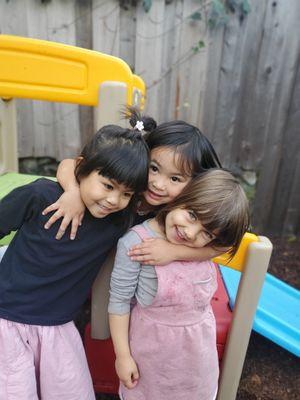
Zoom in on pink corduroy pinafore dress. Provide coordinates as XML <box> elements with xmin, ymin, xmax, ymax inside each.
<box><xmin>119</xmin><ymin>225</ymin><xmax>219</xmax><ymax>400</ymax></box>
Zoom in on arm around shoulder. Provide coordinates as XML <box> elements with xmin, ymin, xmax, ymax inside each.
<box><xmin>56</xmin><ymin>158</ymin><xmax>78</xmax><ymax>191</ymax></box>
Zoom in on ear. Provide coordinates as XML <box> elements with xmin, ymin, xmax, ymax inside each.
<box><xmin>75</xmin><ymin>156</ymin><xmax>84</xmax><ymax>167</ymax></box>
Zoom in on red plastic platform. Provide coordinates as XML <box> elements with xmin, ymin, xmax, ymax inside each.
<box><xmin>84</xmin><ymin>264</ymin><xmax>232</xmax><ymax>394</ymax></box>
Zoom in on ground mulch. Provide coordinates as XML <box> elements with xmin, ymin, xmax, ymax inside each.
<box><xmin>94</xmin><ymin>236</ymin><xmax>300</xmax><ymax>400</ymax></box>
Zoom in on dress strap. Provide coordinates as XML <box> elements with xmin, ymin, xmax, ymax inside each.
<box><xmin>130</xmin><ymin>224</ymin><xmax>150</xmax><ymax>241</ymax></box>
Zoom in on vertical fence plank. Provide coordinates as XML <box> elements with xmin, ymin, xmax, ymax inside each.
<box><xmin>156</xmin><ymin>0</ymin><xmax>183</xmax><ymax>121</ymax></box>
<box><xmin>24</xmin><ymin>0</ymin><xmax>57</xmax><ymax>159</ymax></box>
<box><xmin>92</xmin><ymin>0</ymin><xmax>120</xmax><ymax>56</ymax></box>
<box><xmin>230</xmin><ymin>0</ymin><xmax>269</xmax><ymax>169</ymax></box>
<box><xmin>207</xmin><ymin>4</ymin><xmax>254</xmax><ymax>167</ymax></box>
<box><xmin>175</xmin><ymin>0</ymin><xmax>209</xmax><ymax>126</ymax></box>
<box><xmin>75</xmin><ymin>0</ymin><xmax>94</xmax><ymax>145</ymax></box>
<box><xmin>135</xmin><ymin>1</ymin><xmax>165</xmax><ymax>119</ymax></box>
<box><xmin>119</xmin><ymin>3</ymin><xmax>136</xmax><ymax>68</ymax></box>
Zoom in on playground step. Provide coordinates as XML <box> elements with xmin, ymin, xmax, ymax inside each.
<box><xmin>220</xmin><ymin>266</ymin><xmax>300</xmax><ymax>357</ymax></box>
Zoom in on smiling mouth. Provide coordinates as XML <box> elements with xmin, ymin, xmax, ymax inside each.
<box><xmin>97</xmin><ymin>204</ymin><xmax>115</xmax><ymax>213</ymax></box>
<box><xmin>175</xmin><ymin>226</ymin><xmax>187</xmax><ymax>241</ymax></box>
<box><xmin>147</xmin><ymin>189</ymin><xmax>166</xmax><ymax>198</ymax></box>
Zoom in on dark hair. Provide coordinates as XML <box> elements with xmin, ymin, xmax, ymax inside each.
<box><xmin>75</xmin><ymin>108</ymin><xmax>157</xmax><ymax>193</ymax></box>
<box><xmin>75</xmin><ymin>127</ymin><xmax>148</xmax><ymax>193</ymax></box>
<box><xmin>74</xmin><ymin>109</ymin><xmax>157</xmax><ymax>225</ymax></box>
<box><xmin>156</xmin><ymin>169</ymin><xmax>250</xmax><ymax>258</ymax></box>
<box><xmin>145</xmin><ymin>120</ymin><xmax>221</xmax><ymax>177</ymax></box>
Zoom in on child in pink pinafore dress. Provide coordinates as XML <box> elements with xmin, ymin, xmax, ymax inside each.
<box><xmin>109</xmin><ymin>169</ymin><xmax>250</xmax><ymax>400</ymax></box>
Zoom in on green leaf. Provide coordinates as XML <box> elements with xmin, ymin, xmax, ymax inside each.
<box><xmin>226</xmin><ymin>0</ymin><xmax>240</xmax><ymax>13</ymax></box>
<box><xmin>212</xmin><ymin>0</ymin><xmax>226</xmax><ymax>14</ymax></box>
<box><xmin>241</xmin><ymin>0</ymin><xmax>251</xmax><ymax>15</ymax></box>
<box><xmin>142</xmin><ymin>0</ymin><xmax>152</xmax><ymax>13</ymax></box>
<box><xmin>209</xmin><ymin>0</ymin><xmax>229</xmax><ymax>29</ymax></box>
<box><xmin>198</xmin><ymin>40</ymin><xmax>205</xmax><ymax>49</ymax></box>
<box><xmin>190</xmin><ymin>11</ymin><xmax>202</xmax><ymax>21</ymax></box>
<box><xmin>192</xmin><ymin>40</ymin><xmax>206</xmax><ymax>53</ymax></box>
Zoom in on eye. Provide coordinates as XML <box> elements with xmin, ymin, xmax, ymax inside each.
<box><xmin>188</xmin><ymin>210</ymin><xmax>197</xmax><ymax>221</ymax></box>
<box><xmin>103</xmin><ymin>183</ymin><xmax>114</xmax><ymax>190</ymax></box>
<box><xmin>149</xmin><ymin>164</ymin><xmax>159</xmax><ymax>173</ymax></box>
<box><xmin>123</xmin><ymin>192</ymin><xmax>134</xmax><ymax>198</ymax></box>
<box><xmin>171</xmin><ymin>176</ymin><xmax>181</xmax><ymax>182</ymax></box>
<box><xmin>203</xmin><ymin>230</ymin><xmax>214</xmax><ymax>240</ymax></box>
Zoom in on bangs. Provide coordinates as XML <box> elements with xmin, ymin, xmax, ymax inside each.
<box><xmin>98</xmin><ymin>146</ymin><xmax>148</xmax><ymax>193</ymax></box>
<box><xmin>173</xmin><ymin>145</ymin><xmax>194</xmax><ymax>177</ymax></box>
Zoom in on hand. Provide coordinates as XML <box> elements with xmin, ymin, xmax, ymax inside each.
<box><xmin>42</xmin><ymin>189</ymin><xmax>85</xmax><ymax>240</ymax></box>
<box><xmin>128</xmin><ymin>238</ymin><xmax>175</xmax><ymax>266</ymax></box>
<box><xmin>115</xmin><ymin>355</ymin><xmax>139</xmax><ymax>389</ymax></box>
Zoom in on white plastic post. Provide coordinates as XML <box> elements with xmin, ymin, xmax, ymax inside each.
<box><xmin>91</xmin><ymin>249</ymin><xmax>116</xmax><ymax>339</ymax></box>
<box><xmin>217</xmin><ymin>236</ymin><xmax>273</xmax><ymax>400</ymax></box>
<box><xmin>91</xmin><ymin>81</ymin><xmax>129</xmax><ymax>339</ymax></box>
<box><xmin>94</xmin><ymin>81</ymin><xmax>128</xmax><ymax>130</ymax></box>
<box><xmin>0</xmin><ymin>98</ymin><xmax>18</xmax><ymax>174</ymax></box>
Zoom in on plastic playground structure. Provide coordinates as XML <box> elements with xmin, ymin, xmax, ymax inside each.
<box><xmin>0</xmin><ymin>34</ymin><xmax>278</xmax><ymax>400</ymax></box>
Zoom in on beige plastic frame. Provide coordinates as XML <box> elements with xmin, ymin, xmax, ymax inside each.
<box><xmin>0</xmin><ymin>98</ymin><xmax>18</xmax><ymax>174</ymax></box>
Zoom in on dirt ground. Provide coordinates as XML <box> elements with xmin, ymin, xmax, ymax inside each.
<box><xmin>94</xmin><ymin>236</ymin><xmax>300</xmax><ymax>400</ymax></box>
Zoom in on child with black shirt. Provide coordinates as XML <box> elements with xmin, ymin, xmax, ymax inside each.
<box><xmin>0</xmin><ymin>110</ymin><xmax>153</xmax><ymax>400</ymax></box>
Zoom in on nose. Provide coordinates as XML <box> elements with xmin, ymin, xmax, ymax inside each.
<box><xmin>185</xmin><ymin>226</ymin><xmax>199</xmax><ymax>242</ymax></box>
<box><xmin>152</xmin><ymin>177</ymin><xmax>166</xmax><ymax>191</ymax></box>
<box><xmin>106</xmin><ymin>191</ymin><xmax>120</xmax><ymax>206</ymax></box>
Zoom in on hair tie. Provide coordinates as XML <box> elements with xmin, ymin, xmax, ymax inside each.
<box><xmin>134</xmin><ymin>121</ymin><xmax>144</xmax><ymax>131</ymax></box>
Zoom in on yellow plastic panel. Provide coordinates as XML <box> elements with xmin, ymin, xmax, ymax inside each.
<box><xmin>0</xmin><ymin>35</ymin><xmax>133</xmax><ymax>106</ymax></box>
<box><xmin>213</xmin><ymin>232</ymin><xmax>259</xmax><ymax>272</ymax></box>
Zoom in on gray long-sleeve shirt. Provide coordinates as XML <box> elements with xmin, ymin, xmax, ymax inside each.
<box><xmin>108</xmin><ymin>220</ymin><xmax>159</xmax><ymax>315</ymax></box>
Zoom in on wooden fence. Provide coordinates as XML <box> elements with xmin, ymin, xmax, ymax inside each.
<box><xmin>0</xmin><ymin>0</ymin><xmax>299</xmax><ymax>236</ymax></box>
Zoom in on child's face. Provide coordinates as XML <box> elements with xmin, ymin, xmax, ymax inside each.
<box><xmin>79</xmin><ymin>171</ymin><xmax>134</xmax><ymax>218</ymax></box>
<box><xmin>143</xmin><ymin>147</ymin><xmax>192</xmax><ymax>206</ymax></box>
<box><xmin>165</xmin><ymin>208</ymin><xmax>216</xmax><ymax>248</ymax></box>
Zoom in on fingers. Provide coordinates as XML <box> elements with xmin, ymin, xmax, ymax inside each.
<box><xmin>42</xmin><ymin>203</ymin><xmax>59</xmax><ymax>216</ymax></box>
<box><xmin>128</xmin><ymin>245</ymin><xmax>152</xmax><ymax>256</ymax></box>
<box><xmin>70</xmin><ymin>216</ymin><xmax>80</xmax><ymax>240</ymax></box>
<box><xmin>78</xmin><ymin>212</ymin><xmax>84</xmax><ymax>226</ymax></box>
<box><xmin>129</xmin><ymin>255</ymin><xmax>156</xmax><ymax>265</ymax></box>
<box><xmin>44</xmin><ymin>209</ymin><xmax>64</xmax><ymax>230</ymax></box>
<box><xmin>128</xmin><ymin>249</ymin><xmax>150</xmax><ymax>257</ymax></box>
<box><xmin>123</xmin><ymin>371</ymin><xmax>139</xmax><ymax>389</ymax></box>
<box><xmin>124</xmin><ymin>378</ymin><xmax>134</xmax><ymax>389</ymax></box>
<box><xmin>55</xmin><ymin>216</ymin><xmax>72</xmax><ymax>240</ymax></box>
<box><xmin>129</xmin><ymin>238</ymin><xmax>154</xmax><ymax>251</ymax></box>
<box><xmin>131</xmin><ymin>370</ymin><xmax>139</xmax><ymax>388</ymax></box>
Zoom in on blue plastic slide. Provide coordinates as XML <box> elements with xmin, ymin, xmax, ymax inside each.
<box><xmin>219</xmin><ymin>267</ymin><xmax>300</xmax><ymax>357</ymax></box>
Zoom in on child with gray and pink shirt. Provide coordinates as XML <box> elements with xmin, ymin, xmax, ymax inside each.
<box><xmin>109</xmin><ymin>169</ymin><xmax>249</xmax><ymax>400</ymax></box>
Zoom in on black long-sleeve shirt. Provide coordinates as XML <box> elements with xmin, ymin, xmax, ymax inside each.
<box><xmin>0</xmin><ymin>178</ymin><xmax>126</xmax><ymax>325</ymax></box>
